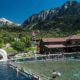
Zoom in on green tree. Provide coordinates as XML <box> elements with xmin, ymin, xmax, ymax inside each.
<box><xmin>0</xmin><ymin>38</ymin><xmax>3</xmax><ymax>48</ymax></box>
<box><xmin>3</xmin><ymin>32</ymin><xmax>14</xmax><ymax>43</ymax></box>
<box><xmin>12</xmin><ymin>40</ymin><xmax>25</xmax><ymax>52</ymax></box>
<box><xmin>20</xmin><ymin>35</ymin><xmax>31</xmax><ymax>47</ymax></box>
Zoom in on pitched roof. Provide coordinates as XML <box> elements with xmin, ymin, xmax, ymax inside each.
<box><xmin>45</xmin><ymin>44</ymin><xmax>65</xmax><ymax>48</ymax></box>
<box><xmin>68</xmin><ymin>35</ymin><xmax>80</xmax><ymax>40</ymax></box>
<box><xmin>42</xmin><ymin>38</ymin><xmax>67</xmax><ymax>42</ymax></box>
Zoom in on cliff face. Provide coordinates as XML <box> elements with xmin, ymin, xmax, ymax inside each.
<box><xmin>23</xmin><ymin>9</ymin><xmax>58</xmax><ymax>26</ymax></box>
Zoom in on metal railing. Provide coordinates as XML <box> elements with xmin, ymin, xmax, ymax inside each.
<box><xmin>9</xmin><ymin>52</ymin><xmax>80</xmax><ymax>62</ymax></box>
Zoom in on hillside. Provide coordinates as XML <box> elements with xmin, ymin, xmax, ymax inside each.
<box><xmin>23</xmin><ymin>1</ymin><xmax>80</xmax><ymax>37</ymax></box>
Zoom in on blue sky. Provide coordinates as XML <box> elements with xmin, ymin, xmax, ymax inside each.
<box><xmin>0</xmin><ymin>0</ymin><xmax>80</xmax><ymax>24</ymax></box>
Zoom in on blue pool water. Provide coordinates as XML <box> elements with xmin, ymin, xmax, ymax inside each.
<box><xmin>0</xmin><ymin>62</ymin><xmax>32</xmax><ymax>80</ymax></box>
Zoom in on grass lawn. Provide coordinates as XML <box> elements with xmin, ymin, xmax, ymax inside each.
<box><xmin>17</xmin><ymin>59</ymin><xmax>80</xmax><ymax>80</ymax></box>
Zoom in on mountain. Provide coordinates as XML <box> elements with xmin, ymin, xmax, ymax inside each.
<box><xmin>23</xmin><ymin>1</ymin><xmax>80</xmax><ymax>36</ymax></box>
<box><xmin>23</xmin><ymin>8</ymin><xmax>59</xmax><ymax>29</ymax></box>
<box><xmin>0</xmin><ymin>18</ymin><xmax>21</xmax><ymax>26</ymax></box>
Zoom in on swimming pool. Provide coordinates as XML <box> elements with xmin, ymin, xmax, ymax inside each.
<box><xmin>0</xmin><ymin>62</ymin><xmax>32</xmax><ymax>80</ymax></box>
<box><xmin>16</xmin><ymin>59</ymin><xmax>80</xmax><ymax>80</ymax></box>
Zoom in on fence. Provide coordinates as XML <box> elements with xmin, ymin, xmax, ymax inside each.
<box><xmin>11</xmin><ymin>52</ymin><xmax>80</xmax><ymax>62</ymax></box>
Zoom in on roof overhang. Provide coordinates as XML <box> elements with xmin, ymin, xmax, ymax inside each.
<box><xmin>45</xmin><ymin>44</ymin><xmax>66</xmax><ymax>49</ymax></box>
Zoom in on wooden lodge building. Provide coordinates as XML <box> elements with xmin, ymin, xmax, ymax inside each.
<box><xmin>39</xmin><ymin>35</ymin><xmax>80</xmax><ymax>54</ymax></box>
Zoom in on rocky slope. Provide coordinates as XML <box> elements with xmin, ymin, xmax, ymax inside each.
<box><xmin>23</xmin><ymin>1</ymin><xmax>80</xmax><ymax>33</ymax></box>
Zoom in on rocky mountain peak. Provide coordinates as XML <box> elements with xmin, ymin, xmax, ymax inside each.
<box><xmin>0</xmin><ymin>17</ymin><xmax>21</xmax><ymax>26</ymax></box>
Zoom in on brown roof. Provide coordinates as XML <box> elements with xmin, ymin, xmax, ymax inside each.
<box><xmin>45</xmin><ymin>44</ymin><xmax>65</xmax><ymax>48</ymax></box>
<box><xmin>68</xmin><ymin>35</ymin><xmax>80</xmax><ymax>40</ymax></box>
<box><xmin>42</xmin><ymin>35</ymin><xmax>80</xmax><ymax>43</ymax></box>
<box><xmin>42</xmin><ymin>38</ymin><xmax>67</xmax><ymax>42</ymax></box>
